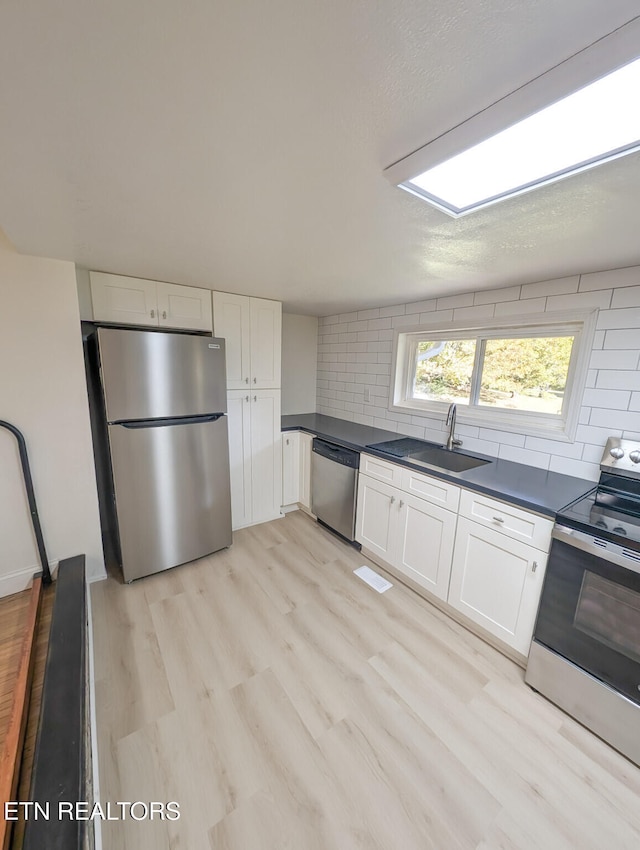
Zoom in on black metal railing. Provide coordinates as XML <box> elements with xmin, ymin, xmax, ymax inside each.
<box><xmin>0</xmin><ymin>420</ymin><xmax>52</xmax><ymax>585</ymax></box>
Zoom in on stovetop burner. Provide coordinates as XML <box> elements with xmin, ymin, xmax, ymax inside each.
<box><xmin>557</xmin><ymin>437</ymin><xmax>640</xmax><ymax>552</ymax></box>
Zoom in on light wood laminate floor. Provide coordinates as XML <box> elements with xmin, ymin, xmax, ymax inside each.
<box><xmin>92</xmin><ymin>511</ymin><xmax>640</xmax><ymax>850</ymax></box>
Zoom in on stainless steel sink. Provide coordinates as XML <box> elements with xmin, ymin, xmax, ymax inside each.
<box><xmin>406</xmin><ymin>447</ymin><xmax>490</xmax><ymax>473</ymax></box>
<box><xmin>366</xmin><ymin>437</ymin><xmax>491</xmax><ymax>474</ymax></box>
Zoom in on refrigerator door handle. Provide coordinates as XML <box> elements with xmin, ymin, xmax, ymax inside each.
<box><xmin>117</xmin><ymin>413</ymin><xmax>224</xmax><ymax>429</ymax></box>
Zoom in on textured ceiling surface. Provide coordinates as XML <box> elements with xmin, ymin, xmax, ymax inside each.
<box><xmin>1</xmin><ymin>1</ymin><xmax>639</xmax><ymax>314</ymax></box>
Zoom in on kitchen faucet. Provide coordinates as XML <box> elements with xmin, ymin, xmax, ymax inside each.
<box><xmin>446</xmin><ymin>403</ymin><xmax>463</xmax><ymax>451</ymax></box>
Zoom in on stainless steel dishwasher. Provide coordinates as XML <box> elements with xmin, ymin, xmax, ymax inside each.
<box><xmin>311</xmin><ymin>438</ymin><xmax>360</xmax><ymax>542</ymax></box>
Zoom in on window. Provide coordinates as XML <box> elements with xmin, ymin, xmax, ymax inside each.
<box><xmin>391</xmin><ymin>313</ymin><xmax>596</xmax><ymax>440</ymax></box>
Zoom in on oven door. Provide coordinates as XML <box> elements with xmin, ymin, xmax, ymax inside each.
<box><xmin>533</xmin><ymin>525</ymin><xmax>640</xmax><ymax>706</ymax></box>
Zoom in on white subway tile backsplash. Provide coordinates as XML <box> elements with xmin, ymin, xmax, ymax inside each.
<box><xmin>498</xmin><ymin>444</ymin><xmax>550</xmax><ymax>469</ymax></box>
<box><xmin>582</xmin><ymin>443</ymin><xmax>604</xmax><ymax>463</ymax></box>
<box><xmin>453</xmin><ymin>304</ymin><xmax>495</xmax><ymax>321</ymax></box>
<box><xmin>583</xmin><ymin>389</ymin><xmax>631</xmax><ymax>410</ymax></box>
<box><xmin>580</xmin><ymin>267</ymin><xmax>640</xmax><ymax>291</ymax></box>
<box><xmin>611</xmin><ymin>285</ymin><xmax>640</xmax><ymax>309</ymax></box>
<box><xmin>494</xmin><ymin>297</ymin><xmax>546</xmax><ymax>316</ymax></box>
<box><xmin>590</xmin><ymin>350</ymin><xmax>639</xmax><ymax>370</ymax></box>
<box><xmin>478</xmin><ymin>428</ymin><xmax>525</xmax><ymax>447</ymax></box>
<box><xmin>357</xmin><ymin>308</ymin><xmax>380</xmax><ymax>320</ymax></box>
<box><xmin>524</xmin><ymin>436</ymin><xmax>583</xmax><ymax>458</ymax></box>
<box><xmin>597</xmin><ymin>308</ymin><xmax>640</xmax><ymax>330</ymax></box>
<box><xmin>546</xmin><ymin>290</ymin><xmax>612</xmax><ymax>311</ymax></box>
<box><xmin>590</xmin><ymin>408</ymin><xmax>640</xmax><ymax>430</ymax></box>
<box><xmin>405</xmin><ymin>299</ymin><xmax>437</xmax><ymax>314</ymax></box>
<box><xmin>418</xmin><ymin>309</ymin><xmax>454</xmax><ymax>324</ymax></box>
<box><xmin>474</xmin><ymin>285</ymin><xmax>521</xmax><ymax>304</ymax></box>
<box><xmin>379</xmin><ymin>304</ymin><xmax>406</xmax><ymax>318</ymax></box>
<box><xmin>596</xmin><ymin>370</ymin><xmax>640</xmax><ymax>390</ymax></box>
<box><xmin>436</xmin><ymin>292</ymin><xmax>474</xmax><ymax>310</ymax></box>
<box><xmin>604</xmin><ymin>329</ymin><xmax>640</xmax><ymax>349</ymax></box>
<box><xmin>548</xmin><ymin>456</ymin><xmax>599</xmax><ymax>481</ymax></box>
<box><xmin>520</xmin><ymin>275</ymin><xmax>579</xmax><ymax>299</ymax></box>
<box><xmin>317</xmin><ymin>264</ymin><xmax>640</xmax><ymax>482</ymax></box>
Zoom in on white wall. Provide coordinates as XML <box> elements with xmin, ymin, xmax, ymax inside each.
<box><xmin>317</xmin><ymin>265</ymin><xmax>640</xmax><ymax>482</ymax></box>
<box><xmin>0</xmin><ymin>234</ymin><xmax>105</xmax><ymax>590</ymax></box>
<box><xmin>282</xmin><ymin>313</ymin><xmax>318</xmax><ymax>415</ymax></box>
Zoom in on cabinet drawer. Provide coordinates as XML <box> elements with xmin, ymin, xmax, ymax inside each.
<box><xmin>401</xmin><ymin>468</ymin><xmax>460</xmax><ymax>512</ymax></box>
<box><xmin>458</xmin><ymin>489</ymin><xmax>553</xmax><ymax>552</ymax></box>
<box><xmin>360</xmin><ymin>453</ymin><xmax>404</xmax><ymax>488</ymax></box>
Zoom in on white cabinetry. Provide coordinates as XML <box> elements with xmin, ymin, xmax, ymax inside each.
<box><xmin>281</xmin><ymin>430</ymin><xmax>315</xmax><ymax>512</ymax></box>
<box><xmin>448</xmin><ymin>494</ymin><xmax>552</xmax><ymax>655</ymax></box>
<box><xmin>89</xmin><ymin>272</ymin><xmax>212</xmax><ymax>331</ymax></box>
<box><xmin>355</xmin><ymin>454</ymin><xmax>553</xmax><ymax>657</ymax></box>
<box><xmin>212</xmin><ymin>292</ymin><xmax>281</xmax><ymax>389</ymax></box>
<box><xmin>282</xmin><ymin>431</ymin><xmax>301</xmax><ymax>507</ymax></box>
<box><xmin>227</xmin><ymin>390</ymin><xmax>282</xmax><ymax>529</ymax></box>
<box><xmin>356</xmin><ymin>458</ymin><xmax>458</xmax><ymax>601</ymax></box>
<box><xmin>299</xmin><ymin>432</ymin><xmax>314</xmax><ymax>511</ymax></box>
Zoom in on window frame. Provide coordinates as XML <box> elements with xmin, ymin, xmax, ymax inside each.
<box><xmin>390</xmin><ymin>310</ymin><xmax>598</xmax><ymax>441</ymax></box>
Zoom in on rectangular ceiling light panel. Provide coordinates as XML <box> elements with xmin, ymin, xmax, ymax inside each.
<box><xmin>396</xmin><ymin>55</ymin><xmax>640</xmax><ymax>217</ymax></box>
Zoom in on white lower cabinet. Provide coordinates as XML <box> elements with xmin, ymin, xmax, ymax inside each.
<box><xmin>281</xmin><ymin>431</ymin><xmax>301</xmax><ymax>507</ymax></box>
<box><xmin>448</xmin><ymin>517</ymin><xmax>548</xmax><ymax>656</ymax></box>
<box><xmin>355</xmin><ymin>454</ymin><xmax>553</xmax><ymax>658</ymax></box>
<box><xmin>227</xmin><ymin>389</ymin><xmax>281</xmax><ymax>530</ymax></box>
<box><xmin>281</xmin><ymin>430</ymin><xmax>315</xmax><ymax>511</ymax></box>
<box><xmin>299</xmin><ymin>433</ymin><xmax>314</xmax><ymax>511</ymax></box>
<box><xmin>356</xmin><ymin>474</ymin><xmax>456</xmax><ymax>602</ymax></box>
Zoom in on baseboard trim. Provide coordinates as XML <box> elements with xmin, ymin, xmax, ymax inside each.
<box><xmin>0</xmin><ymin>566</ymin><xmax>38</xmax><ymax>598</ymax></box>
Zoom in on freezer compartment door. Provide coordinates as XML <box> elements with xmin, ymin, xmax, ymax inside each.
<box><xmin>108</xmin><ymin>416</ymin><xmax>232</xmax><ymax>581</ymax></box>
<box><xmin>98</xmin><ymin>328</ymin><xmax>227</xmax><ymax>421</ymax></box>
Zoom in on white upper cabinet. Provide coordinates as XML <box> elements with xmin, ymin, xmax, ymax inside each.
<box><xmin>212</xmin><ymin>292</ymin><xmax>281</xmax><ymax>389</ymax></box>
<box><xmin>89</xmin><ymin>272</ymin><xmax>213</xmax><ymax>332</ymax></box>
<box><xmin>156</xmin><ymin>281</ymin><xmax>212</xmax><ymax>332</ymax></box>
<box><xmin>90</xmin><ymin>272</ymin><xmax>158</xmax><ymax>326</ymax></box>
<box><xmin>211</xmin><ymin>292</ymin><xmax>251</xmax><ymax>387</ymax></box>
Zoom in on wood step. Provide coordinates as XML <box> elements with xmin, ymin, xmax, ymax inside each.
<box><xmin>0</xmin><ymin>580</ymin><xmax>42</xmax><ymax>850</ymax></box>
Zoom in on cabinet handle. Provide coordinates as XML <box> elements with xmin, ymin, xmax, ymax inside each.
<box><xmin>254</xmin><ymin>395</ymin><xmax>257</xmax><ymax>402</ymax></box>
<box><xmin>286</xmin><ymin>438</ymin><xmax>290</xmax><ymax>445</ymax></box>
<box><xmin>253</xmin><ymin>377</ymin><xmax>257</xmax><ymax>384</ymax></box>
<box><xmin>492</xmin><ymin>516</ymin><xmax>505</xmax><ymax>523</ymax></box>
<box><xmin>390</xmin><ymin>496</ymin><xmax>396</xmax><ymax>504</ymax></box>
<box><xmin>150</xmin><ymin>309</ymin><xmax>155</xmax><ymax>318</ymax></box>
<box><xmin>399</xmin><ymin>499</ymin><xmax>404</xmax><ymax>508</ymax></box>
<box><xmin>245</xmin><ymin>395</ymin><xmax>249</xmax><ymax>402</ymax></box>
<box><xmin>162</xmin><ymin>310</ymin><xmax>167</xmax><ymax>319</ymax></box>
<box><xmin>532</xmin><ymin>561</ymin><xmax>538</xmax><ymax>573</ymax></box>
<box><xmin>245</xmin><ymin>377</ymin><xmax>249</xmax><ymax>384</ymax></box>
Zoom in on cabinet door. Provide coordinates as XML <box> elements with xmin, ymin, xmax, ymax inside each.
<box><xmin>299</xmin><ymin>432</ymin><xmax>314</xmax><ymax>510</ymax></box>
<box><xmin>250</xmin><ymin>389</ymin><xmax>282</xmax><ymax>524</ymax></box>
<box><xmin>250</xmin><ymin>298</ymin><xmax>282</xmax><ymax>388</ymax></box>
<box><xmin>212</xmin><ymin>292</ymin><xmax>251</xmax><ymax>389</ymax></box>
<box><xmin>355</xmin><ymin>474</ymin><xmax>399</xmax><ymax>563</ymax></box>
<box><xmin>90</xmin><ymin>272</ymin><xmax>158</xmax><ymax>326</ymax></box>
<box><xmin>226</xmin><ymin>391</ymin><xmax>252</xmax><ymax>529</ymax></box>
<box><xmin>281</xmin><ymin>431</ymin><xmax>301</xmax><ymax>506</ymax></box>
<box><xmin>448</xmin><ymin>517</ymin><xmax>547</xmax><ymax>655</ymax></box>
<box><xmin>157</xmin><ymin>282</ymin><xmax>213</xmax><ymax>332</ymax></box>
<box><xmin>396</xmin><ymin>494</ymin><xmax>457</xmax><ymax>601</ymax></box>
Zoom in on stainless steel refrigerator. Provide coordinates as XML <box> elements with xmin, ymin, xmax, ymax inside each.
<box><xmin>94</xmin><ymin>327</ymin><xmax>232</xmax><ymax>582</ymax></box>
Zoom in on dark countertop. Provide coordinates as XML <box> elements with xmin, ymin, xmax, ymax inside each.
<box><xmin>281</xmin><ymin>413</ymin><xmax>595</xmax><ymax>517</ymax></box>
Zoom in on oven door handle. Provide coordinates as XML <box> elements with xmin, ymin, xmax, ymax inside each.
<box><xmin>552</xmin><ymin>525</ymin><xmax>640</xmax><ymax>576</ymax></box>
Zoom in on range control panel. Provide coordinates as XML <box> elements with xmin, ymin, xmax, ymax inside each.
<box><xmin>600</xmin><ymin>437</ymin><xmax>640</xmax><ymax>477</ymax></box>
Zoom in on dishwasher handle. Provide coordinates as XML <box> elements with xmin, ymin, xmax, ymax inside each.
<box><xmin>312</xmin><ymin>438</ymin><xmax>360</xmax><ymax>469</ymax></box>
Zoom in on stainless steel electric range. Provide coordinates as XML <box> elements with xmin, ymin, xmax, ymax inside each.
<box><xmin>526</xmin><ymin>437</ymin><xmax>640</xmax><ymax>767</ymax></box>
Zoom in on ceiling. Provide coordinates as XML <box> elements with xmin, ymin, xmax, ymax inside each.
<box><xmin>1</xmin><ymin>1</ymin><xmax>639</xmax><ymax>316</ymax></box>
